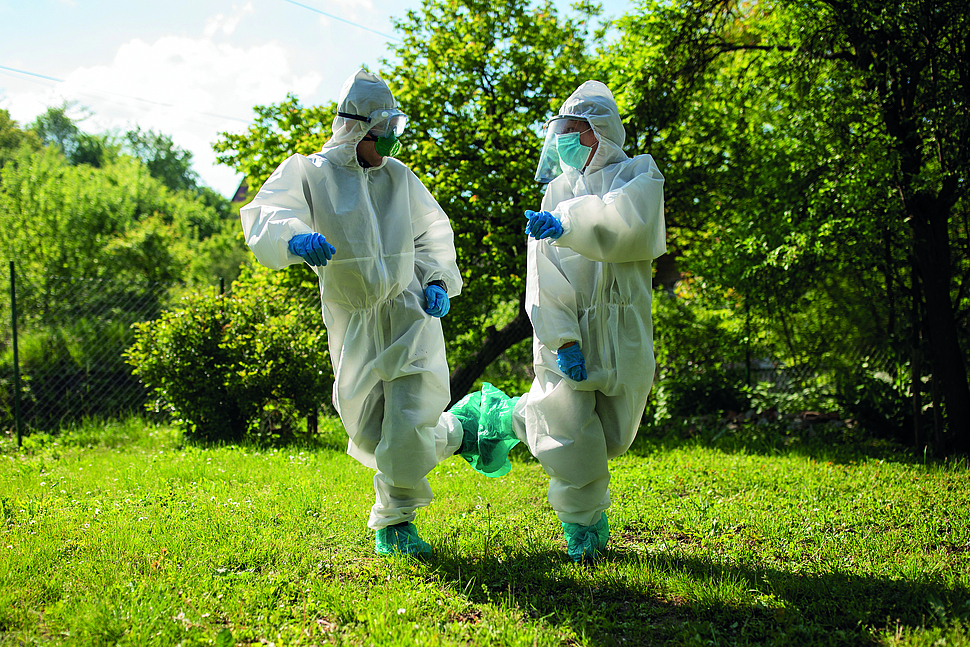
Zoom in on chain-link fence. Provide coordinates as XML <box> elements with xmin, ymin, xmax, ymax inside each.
<box><xmin>1</xmin><ymin>268</ymin><xmax>180</xmax><ymax>432</ymax></box>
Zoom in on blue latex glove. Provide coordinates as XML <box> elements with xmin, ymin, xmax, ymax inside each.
<box><xmin>524</xmin><ymin>210</ymin><xmax>563</xmax><ymax>240</ymax></box>
<box><xmin>288</xmin><ymin>232</ymin><xmax>335</xmax><ymax>266</ymax></box>
<box><xmin>556</xmin><ymin>344</ymin><xmax>587</xmax><ymax>381</ymax></box>
<box><xmin>425</xmin><ymin>284</ymin><xmax>450</xmax><ymax>317</ymax></box>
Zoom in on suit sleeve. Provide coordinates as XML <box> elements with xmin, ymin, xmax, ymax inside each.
<box><xmin>526</xmin><ymin>239</ymin><xmax>581</xmax><ymax>351</ymax></box>
<box><xmin>408</xmin><ymin>171</ymin><xmax>463</xmax><ymax>297</ymax></box>
<box><xmin>239</xmin><ymin>155</ymin><xmax>317</xmax><ymax>270</ymax></box>
<box><xmin>552</xmin><ymin>155</ymin><xmax>667</xmax><ymax>263</ymax></box>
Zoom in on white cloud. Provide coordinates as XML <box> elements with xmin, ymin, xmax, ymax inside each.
<box><xmin>330</xmin><ymin>0</ymin><xmax>375</xmax><ymax>14</ymax></box>
<box><xmin>204</xmin><ymin>2</ymin><xmax>254</xmax><ymax>38</ymax></box>
<box><xmin>11</xmin><ymin>33</ymin><xmax>322</xmax><ymax>195</ymax></box>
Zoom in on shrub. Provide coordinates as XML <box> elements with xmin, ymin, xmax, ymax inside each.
<box><xmin>125</xmin><ymin>263</ymin><xmax>331</xmax><ymax>444</ymax></box>
<box><xmin>661</xmin><ymin>368</ymin><xmax>751</xmax><ymax>417</ymax></box>
<box><xmin>648</xmin><ymin>280</ymin><xmax>752</xmax><ymax>423</ymax></box>
<box><xmin>834</xmin><ymin>367</ymin><xmax>914</xmax><ymax>442</ymax></box>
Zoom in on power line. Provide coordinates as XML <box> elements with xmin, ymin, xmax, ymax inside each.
<box><xmin>0</xmin><ymin>64</ymin><xmax>251</xmax><ymax>125</ymax></box>
<box><xmin>281</xmin><ymin>0</ymin><xmax>401</xmax><ymax>42</ymax></box>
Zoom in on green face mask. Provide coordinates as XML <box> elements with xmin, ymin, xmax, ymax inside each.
<box><xmin>557</xmin><ymin>131</ymin><xmax>593</xmax><ymax>170</ymax></box>
<box><xmin>375</xmin><ymin>133</ymin><xmax>401</xmax><ymax>157</ymax></box>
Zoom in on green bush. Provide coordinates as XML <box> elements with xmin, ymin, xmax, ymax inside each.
<box><xmin>652</xmin><ymin>278</ymin><xmax>748</xmax><ymax>381</ymax></box>
<box><xmin>660</xmin><ymin>368</ymin><xmax>751</xmax><ymax>418</ymax></box>
<box><xmin>835</xmin><ymin>367</ymin><xmax>914</xmax><ymax>442</ymax></box>
<box><xmin>125</xmin><ymin>263</ymin><xmax>331</xmax><ymax>444</ymax></box>
<box><xmin>648</xmin><ymin>280</ymin><xmax>752</xmax><ymax>422</ymax></box>
<box><xmin>1</xmin><ymin>315</ymin><xmax>150</xmax><ymax>430</ymax></box>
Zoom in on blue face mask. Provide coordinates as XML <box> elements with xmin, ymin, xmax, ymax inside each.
<box><xmin>557</xmin><ymin>131</ymin><xmax>593</xmax><ymax>170</ymax></box>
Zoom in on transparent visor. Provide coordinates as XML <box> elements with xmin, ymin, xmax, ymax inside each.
<box><xmin>337</xmin><ymin>109</ymin><xmax>408</xmax><ymax>138</ymax></box>
<box><xmin>534</xmin><ymin>116</ymin><xmax>590</xmax><ymax>184</ymax></box>
<box><xmin>367</xmin><ymin>110</ymin><xmax>407</xmax><ymax>138</ymax></box>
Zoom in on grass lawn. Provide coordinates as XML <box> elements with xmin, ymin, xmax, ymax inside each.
<box><xmin>1</xmin><ymin>417</ymin><xmax>968</xmax><ymax>646</ymax></box>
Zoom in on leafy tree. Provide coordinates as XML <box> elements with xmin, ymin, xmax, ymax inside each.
<box><xmin>28</xmin><ymin>103</ymin><xmax>84</xmax><ymax>159</ymax></box>
<box><xmin>0</xmin><ymin>109</ymin><xmax>251</xmax><ymax>429</ymax></box>
<box><xmin>0</xmin><ymin>109</ymin><xmax>42</xmax><ymax>166</ymax></box>
<box><xmin>605</xmin><ymin>0</ymin><xmax>969</xmax><ymax>452</ymax></box>
<box><xmin>384</xmin><ymin>0</ymin><xmax>598</xmax><ymax>400</ymax></box>
<box><xmin>0</xmin><ymin>131</ymin><xmax>245</xmax><ymax>317</ymax></box>
<box><xmin>124</xmin><ymin>127</ymin><xmax>199</xmax><ymax>193</ymax></box>
<box><xmin>214</xmin><ymin>93</ymin><xmax>336</xmax><ymax>191</ymax></box>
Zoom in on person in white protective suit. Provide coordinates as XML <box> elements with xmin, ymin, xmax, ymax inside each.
<box><xmin>449</xmin><ymin>80</ymin><xmax>666</xmax><ymax>563</ymax></box>
<box><xmin>240</xmin><ymin>69</ymin><xmax>476</xmax><ymax>557</ymax></box>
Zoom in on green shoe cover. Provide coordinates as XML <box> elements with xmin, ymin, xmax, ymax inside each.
<box><xmin>375</xmin><ymin>522</ymin><xmax>433</xmax><ymax>557</ymax></box>
<box><xmin>563</xmin><ymin>512</ymin><xmax>609</xmax><ymax>563</ymax></box>
<box><xmin>450</xmin><ymin>382</ymin><xmax>520</xmax><ymax>477</ymax></box>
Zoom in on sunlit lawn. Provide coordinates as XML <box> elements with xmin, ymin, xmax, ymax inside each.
<box><xmin>1</xmin><ymin>418</ymin><xmax>968</xmax><ymax>646</ymax></box>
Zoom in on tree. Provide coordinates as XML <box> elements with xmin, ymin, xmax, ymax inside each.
<box><xmin>28</xmin><ymin>103</ymin><xmax>85</xmax><ymax>159</ymax></box>
<box><xmin>215</xmin><ymin>0</ymin><xmax>599</xmax><ymax>402</ymax></box>
<box><xmin>384</xmin><ymin>0</ymin><xmax>598</xmax><ymax>401</ymax></box>
<box><xmin>607</xmin><ymin>0</ymin><xmax>969</xmax><ymax>452</ymax></box>
<box><xmin>214</xmin><ymin>94</ymin><xmax>336</xmax><ymax>191</ymax></box>
<box><xmin>0</xmin><ymin>109</ymin><xmax>42</xmax><ymax>166</ymax></box>
<box><xmin>124</xmin><ymin>127</ymin><xmax>199</xmax><ymax>193</ymax></box>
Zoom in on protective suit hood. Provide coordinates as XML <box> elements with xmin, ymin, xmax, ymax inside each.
<box><xmin>558</xmin><ymin>80</ymin><xmax>627</xmax><ymax>175</ymax></box>
<box><xmin>321</xmin><ymin>69</ymin><xmax>405</xmax><ymax>168</ymax></box>
<box><xmin>534</xmin><ymin>80</ymin><xmax>629</xmax><ymax>182</ymax></box>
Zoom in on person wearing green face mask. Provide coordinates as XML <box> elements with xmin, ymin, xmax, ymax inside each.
<box><xmin>241</xmin><ymin>69</ymin><xmax>472</xmax><ymax>558</ymax></box>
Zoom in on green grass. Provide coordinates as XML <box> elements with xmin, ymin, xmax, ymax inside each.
<box><xmin>0</xmin><ymin>418</ymin><xmax>968</xmax><ymax>646</ymax></box>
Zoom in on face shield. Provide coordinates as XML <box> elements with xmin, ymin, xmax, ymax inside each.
<box><xmin>337</xmin><ymin>108</ymin><xmax>408</xmax><ymax>157</ymax></box>
<box><xmin>534</xmin><ymin>116</ymin><xmax>593</xmax><ymax>183</ymax></box>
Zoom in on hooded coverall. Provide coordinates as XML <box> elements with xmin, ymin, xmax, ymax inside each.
<box><xmin>240</xmin><ymin>69</ymin><xmax>464</xmax><ymax>530</ymax></box>
<box><xmin>512</xmin><ymin>80</ymin><xmax>667</xmax><ymax>527</ymax></box>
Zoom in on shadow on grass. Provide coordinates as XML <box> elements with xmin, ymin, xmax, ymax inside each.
<box><xmin>430</xmin><ymin>541</ymin><xmax>970</xmax><ymax>646</ymax></box>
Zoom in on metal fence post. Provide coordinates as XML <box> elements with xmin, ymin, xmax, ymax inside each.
<box><xmin>745</xmin><ymin>298</ymin><xmax>751</xmax><ymax>387</ymax></box>
<box><xmin>9</xmin><ymin>261</ymin><xmax>22</xmax><ymax>447</ymax></box>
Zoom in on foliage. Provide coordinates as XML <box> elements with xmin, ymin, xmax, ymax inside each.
<box><xmin>656</xmin><ymin>367</ymin><xmax>751</xmax><ymax>419</ymax></box>
<box><xmin>0</xmin><ymin>109</ymin><xmax>42</xmax><ymax>167</ymax></box>
<box><xmin>605</xmin><ymin>0</ymin><xmax>970</xmax><ymax>449</ymax></box>
<box><xmin>0</xmin><ymin>119</ymin><xmax>243</xmax><ymax>293</ymax></box>
<box><xmin>28</xmin><ymin>102</ymin><xmax>88</xmax><ymax>160</ymax></box>
<box><xmin>1</xmin><ymin>312</ymin><xmax>153</xmax><ymax>430</ymax></box>
<box><xmin>124</xmin><ymin>126</ymin><xmax>200</xmax><ymax>193</ymax></box>
<box><xmin>384</xmin><ymin>0</ymin><xmax>600</xmax><ymax>377</ymax></box>
<box><xmin>652</xmin><ymin>278</ymin><xmax>747</xmax><ymax>378</ymax></box>
<box><xmin>648</xmin><ymin>279</ymin><xmax>751</xmax><ymax>421</ymax></box>
<box><xmin>834</xmin><ymin>366</ymin><xmax>915</xmax><ymax>443</ymax></box>
<box><xmin>463</xmin><ymin>299</ymin><xmax>535</xmax><ymax>397</ymax></box>
<box><xmin>125</xmin><ymin>262</ymin><xmax>330</xmax><ymax>444</ymax></box>
<box><xmin>2</xmin><ymin>418</ymin><xmax>969</xmax><ymax>645</ymax></box>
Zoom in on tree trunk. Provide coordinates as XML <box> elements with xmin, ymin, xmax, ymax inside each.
<box><xmin>910</xmin><ymin>201</ymin><xmax>970</xmax><ymax>454</ymax></box>
<box><xmin>911</xmin><ymin>263</ymin><xmax>922</xmax><ymax>450</ymax></box>
<box><xmin>448</xmin><ymin>292</ymin><xmax>533</xmax><ymax>407</ymax></box>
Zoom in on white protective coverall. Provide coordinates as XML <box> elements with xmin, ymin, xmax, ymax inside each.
<box><xmin>239</xmin><ymin>70</ymin><xmax>464</xmax><ymax>529</ymax></box>
<box><xmin>512</xmin><ymin>81</ymin><xmax>667</xmax><ymax>526</ymax></box>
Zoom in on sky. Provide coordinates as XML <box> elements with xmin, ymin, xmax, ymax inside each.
<box><xmin>0</xmin><ymin>0</ymin><xmax>635</xmax><ymax>199</ymax></box>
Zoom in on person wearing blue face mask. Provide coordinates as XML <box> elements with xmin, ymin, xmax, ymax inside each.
<box><xmin>451</xmin><ymin>80</ymin><xmax>667</xmax><ymax>564</ymax></box>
